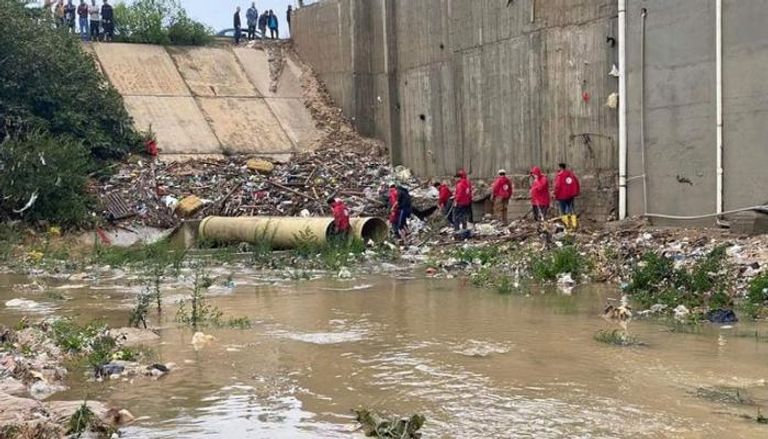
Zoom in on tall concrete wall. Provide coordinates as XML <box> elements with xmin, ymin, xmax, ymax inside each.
<box><xmin>294</xmin><ymin>0</ymin><xmax>619</xmax><ymax>220</ymax></box>
<box><xmin>625</xmin><ymin>0</ymin><xmax>768</xmax><ymax>225</ymax></box>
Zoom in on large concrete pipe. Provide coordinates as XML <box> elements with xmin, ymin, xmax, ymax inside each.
<box><xmin>198</xmin><ymin>216</ymin><xmax>388</xmax><ymax>249</ymax></box>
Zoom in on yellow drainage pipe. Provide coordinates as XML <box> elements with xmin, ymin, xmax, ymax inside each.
<box><xmin>198</xmin><ymin>216</ymin><xmax>388</xmax><ymax>249</ymax></box>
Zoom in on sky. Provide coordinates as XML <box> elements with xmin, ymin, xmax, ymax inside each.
<box><xmin>30</xmin><ymin>0</ymin><xmax>321</xmax><ymax>34</ymax></box>
<box><xmin>179</xmin><ymin>0</ymin><xmax>313</xmax><ymax>34</ymax></box>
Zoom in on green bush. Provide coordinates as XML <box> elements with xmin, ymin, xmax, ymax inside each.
<box><xmin>530</xmin><ymin>245</ymin><xmax>591</xmax><ymax>281</ymax></box>
<box><xmin>0</xmin><ymin>0</ymin><xmax>142</xmax><ymax>226</ymax></box>
<box><xmin>49</xmin><ymin>318</ymin><xmax>108</xmax><ymax>353</ymax></box>
<box><xmin>625</xmin><ymin>246</ymin><xmax>734</xmax><ymax>312</ymax></box>
<box><xmin>114</xmin><ymin>0</ymin><xmax>213</xmax><ymax>46</ymax></box>
<box><xmin>0</xmin><ymin>132</ymin><xmax>91</xmax><ymax>225</ymax></box>
<box><xmin>743</xmin><ymin>273</ymin><xmax>768</xmax><ymax>318</ymax></box>
<box><xmin>0</xmin><ymin>0</ymin><xmax>140</xmax><ymax>158</ymax></box>
<box><xmin>168</xmin><ymin>11</ymin><xmax>214</xmax><ymax>46</ymax></box>
<box><xmin>451</xmin><ymin>245</ymin><xmax>501</xmax><ymax>266</ymax></box>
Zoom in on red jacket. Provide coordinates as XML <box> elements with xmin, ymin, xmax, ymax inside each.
<box><xmin>529</xmin><ymin>167</ymin><xmax>550</xmax><ymax>207</ymax></box>
<box><xmin>491</xmin><ymin>175</ymin><xmax>513</xmax><ymax>200</ymax></box>
<box><xmin>455</xmin><ymin>177</ymin><xmax>472</xmax><ymax>207</ymax></box>
<box><xmin>331</xmin><ymin>200</ymin><xmax>350</xmax><ymax>232</ymax></box>
<box><xmin>554</xmin><ymin>169</ymin><xmax>580</xmax><ymax>201</ymax></box>
<box><xmin>388</xmin><ymin>187</ymin><xmax>399</xmax><ymax>224</ymax></box>
<box><xmin>438</xmin><ymin>184</ymin><xmax>452</xmax><ymax>208</ymax></box>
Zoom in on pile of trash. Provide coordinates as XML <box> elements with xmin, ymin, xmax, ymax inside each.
<box><xmin>0</xmin><ymin>323</ymin><xmax>141</xmax><ymax>436</ymax></box>
<box><xmin>95</xmin><ymin>149</ymin><xmax>428</xmax><ymax>228</ymax></box>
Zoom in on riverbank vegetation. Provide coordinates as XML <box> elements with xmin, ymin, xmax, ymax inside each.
<box><xmin>114</xmin><ymin>0</ymin><xmax>213</xmax><ymax>46</ymax></box>
<box><xmin>623</xmin><ymin>246</ymin><xmax>735</xmax><ymax>319</ymax></box>
<box><xmin>0</xmin><ymin>0</ymin><xmax>143</xmax><ymax>227</ymax></box>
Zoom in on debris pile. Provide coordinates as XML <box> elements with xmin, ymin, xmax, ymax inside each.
<box><xmin>94</xmin><ymin>40</ymin><xmax>395</xmax><ymax>228</ymax></box>
<box><xmin>96</xmin><ymin>148</ymin><xmax>415</xmax><ymax>228</ymax></box>
<box><xmin>292</xmin><ymin>46</ymin><xmax>385</xmax><ymax>156</ymax></box>
<box><xmin>0</xmin><ymin>322</ymin><xmax>139</xmax><ymax>435</ymax></box>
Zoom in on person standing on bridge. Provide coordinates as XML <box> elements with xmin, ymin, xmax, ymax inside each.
<box><xmin>491</xmin><ymin>169</ymin><xmax>513</xmax><ymax>225</ymax></box>
<box><xmin>77</xmin><ymin>0</ymin><xmax>89</xmax><ymax>40</ymax></box>
<box><xmin>286</xmin><ymin>5</ymin><xmax>293</xmax><ymax>35</ymax></box>
<box><xmin>88</xmin><ymin>0</ymin><xmax>100</xmax><ymax>41</ymax></box>
<box><xmin>258</xmin><ymin>11</ymin><xmax>268</xmax><ymax>40</ymax></box>
<box><xmin>54</xmin><ymin>0</ymin><xmax>65</xmax><ymax>28</ymax></box>
<box><xmin>100</xmin><ymin>0</ymin><xmax>113</xmax><ymax>41</ymax></box>
<box><xmin>268</xmin><ymin>10</ymin><xmax>279</xmax><ymax>39</ymax></box>
<box><xmin>64</xmin><ymin>0</ymin><xmax>76</xmax><ymax>33</ymax></box>
<box><xmin>233</xmin><ymin>6</ymin><xmax>242</xmax><ymax>45</ymax></box>
<box><xmin>246</xmin><ymin>3</ymin><xmax>258</xmax><ymax>41</ymax></box>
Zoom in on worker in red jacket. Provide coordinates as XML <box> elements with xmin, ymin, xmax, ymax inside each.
<box><xmin>529</xmin><ymin>166</ymin><xmax>550</xmax><ymax>221</ymax></box>
<box><xmin>490</xmin><ymin>169</ymin><xmax>513</xmax><ymax>225</ymax></box>
<box><xmin>387</xmin><ymin>184</ymin><xmax>400</xmax><ymax>236</ymax></box>
<box><xmin>554</xmin><ymin>162</ymin><xmax>581</xmax><ymax>231</ymax></box>
<box><xmin>433</xmin><ymin>180</ymin><xmax>453</xmax><ymax>224</ymax></box>
<box><xmin>328</xmin><ymin>198</ymin><xmax>350</xmax><ymax>236</ymax></box>
<box><xmin>454</xmin><ymin>169</ymin><xmax>473</xmax><ymax>231</ymax></box>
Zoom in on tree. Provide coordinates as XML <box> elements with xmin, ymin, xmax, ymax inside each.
<box><xmin>0</xmin><ymin>0</ymin><xmax>142</xmax><ymax>226</ymax></box>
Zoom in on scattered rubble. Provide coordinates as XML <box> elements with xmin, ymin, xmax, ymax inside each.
<box><xmin>0</xmin><ymin>320</ymin><xmax>163</xmax><ymax>435</ymax></box>
<box><xmin>354</xmin><ymin>409</ymin><xmax>426</xmax><ymax>438</ymax></box>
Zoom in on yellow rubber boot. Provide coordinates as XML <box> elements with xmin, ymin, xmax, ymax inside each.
<box><xmin>570</xmin><ymin>214</ymin><xmax>579</xmax><ymax>231</ymax></box>
<box><xmin>560</xmin><ymin>215</ymin><xmax>570</xmax><ymax>230</ymax></box>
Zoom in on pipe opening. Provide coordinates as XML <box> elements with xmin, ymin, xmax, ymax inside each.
<box><xmin>358</xmin><ymin>218</ymin><xmax>388</xmax><ymax>243</ymax></box>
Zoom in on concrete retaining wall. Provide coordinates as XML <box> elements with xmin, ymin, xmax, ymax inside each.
<box><xmin>293</xmin><ymin>0</ymin><xmax>619</xmax><ymax>220</ymax></box>
<box><xmin>92</xmin><ymin>42</ymin><xmax>321</xmax><ymax>159</ymax></box>
<box><xmin>625</xmin><ymin>0</ymin><xmax>768</xmax><ymax>226</ymax></box>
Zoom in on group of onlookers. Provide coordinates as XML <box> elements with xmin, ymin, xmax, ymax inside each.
<box><xmin>45</xmin><ymin>0</ymin><xmax>114</xmax><ymax>41</ymax></box>
<box><xmin>234</xmin><ymin>2</ymin><xmax>291</xmax><ymax>45</ymax></box>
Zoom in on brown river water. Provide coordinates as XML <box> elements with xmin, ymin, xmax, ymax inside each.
<box><xmin>2</xmin><ymin>268</ymin><xmax>768</xmax><ymax>438</ymax></box>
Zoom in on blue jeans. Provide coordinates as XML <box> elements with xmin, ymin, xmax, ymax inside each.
<box><xmin>79</xmin><ymin>17</ymin><xmax>89</xmax><ymax>40</ymax></box>
<box><xmin>397</xmin><ymin>207</ymin><xmax>411</xmax><ymax>232</ymax></box>
<box><xmin>453</xmin><ymin>205</ymin><xmax>471</xmax><ymax>230</ymax></box>
<box><xmin>558</xmin><ymin>198</ymin><xmax>575</xmax><ymax>215</ymax></box>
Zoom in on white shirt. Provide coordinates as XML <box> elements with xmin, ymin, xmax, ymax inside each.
<box><xmin>88</xmin><ymin>4</ymin><xmax>99</xmax><ymax>20</ymax></box>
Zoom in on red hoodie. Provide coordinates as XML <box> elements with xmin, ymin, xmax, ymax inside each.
<box><xmin>491</xmin><ymin>175</ymin><xmax>513</xmax><ymax>200</ymax></box>
<box><xmin>437</xmin><ymin>184</ymin><xmax>452</xmax><ymax>208</ymax></box>
<box><xmin>554</xmin><ymin>169</ymin><xmax>580</xmax><ymax>201</ymax></box>
<box><xmin>331</xmin><ymin>200</ymin><xmax>350</xmax><ymax>232</ymax></box>
<box><xmin>454</xmin><ymin>172</ymin><xmax>473</xmax><ymax>207</ymax></box>
<box><xmin>529</xmin><ymin>166</ymin><xmax>550</xmax><ymax>207</ymax></box>
<box><xmin>388</xmin><ymin>187</ymin><xmax>399</xmax><ymax>224</ymax></box>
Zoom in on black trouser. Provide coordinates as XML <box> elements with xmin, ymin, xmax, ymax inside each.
<box><xmin>247</xmin><ymin>25</ymin><xmax>256</xmax><ymax>40</ymax></box>
<box><xmin>103</xmin><ymin>19</ymin><xmax>113</xmax><ymax>40</ymax></box>
<box><xmin>270</xmin><ymin>28</ymin><xmax>278</xmax><ymax>39</ymax></box>
<box><xmin>453</xmin><ymin>205</ymin><xmax>471</xmax><ymax>230</ymax></box>
<box><xmin>90</xmin><ymin>20</ymin><xmax>100</xmax><ymax>40</ymax></box>
<box><xmin>234</xmin><ymin>26</ymin><xmax>241</xmax><ymax>44</ymax></box>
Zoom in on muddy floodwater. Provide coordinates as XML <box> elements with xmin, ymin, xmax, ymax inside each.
<box><xmin>2</xmin><ymin>270</ymin><xmax>768</xmax><ymax>438</ymax></box>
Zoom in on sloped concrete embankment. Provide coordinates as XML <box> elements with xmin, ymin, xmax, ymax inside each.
<box><xmin>90</xmin><ymin>42</ymin><xmax>321</xmax><ymax>160</ymax></box>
